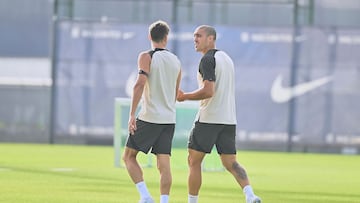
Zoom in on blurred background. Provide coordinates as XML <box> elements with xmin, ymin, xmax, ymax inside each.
<box><xmin>0</xmin><ymin>0</ymin><xmax>359</xmax><ymax>153</ymax></box>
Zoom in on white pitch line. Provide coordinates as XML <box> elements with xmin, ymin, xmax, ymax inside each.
<box><xmin>0</xmin><ymin>167</ymin><xmax>11</xmax><ymax>172</ymax></box>
<box><xmin>50</xmin><ymin>168</ymin><xmax>76</xmax><ymax>172</ymax></box>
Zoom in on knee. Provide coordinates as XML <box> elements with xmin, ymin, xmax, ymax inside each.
<box><xmin>122</xmin><ymin>154</ymin><xmax>129</xmax><ymax>164</ymax></box>
<box><xmin>188</xmin><ymin>155</ymin><xmax>201</xmax><ymax>168</ymax></box>
<box><xmin>223</xmin><ymin>162</ymin><xmax>233</xmax><ymax>172</ymax></box>
<box><xmin>157</xmin><ymin>163</ymin><xmax>170</xmax><ymax>175</ymax></box>
<box><xmin>122</xmin><ymin>152</ymin><xmax>135</xmax><ymax>165</ymax></box>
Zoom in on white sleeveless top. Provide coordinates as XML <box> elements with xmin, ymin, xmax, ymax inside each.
<box><xmin>138</xmin><ymin>48</ymin><xmax>181</xmax><ymax>124</ymax></box>
<box><xmin>196</xmin><ymin>50</ymin><xmax>237</xmax><ymax>125</ymax></box>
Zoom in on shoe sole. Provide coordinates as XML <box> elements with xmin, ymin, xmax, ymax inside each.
<box><xmin>253</xmin><ymin>199</ymin><xmax>261</xmax><ymax>203</ymax></box>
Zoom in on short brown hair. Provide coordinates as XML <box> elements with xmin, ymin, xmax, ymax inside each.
<box><xmin>149</xmin><ymin>20</ymin><xmax>170</xmax><ymax>43</ymax></box>
<box><xmin>198</xmin><ymin>25</ymin><xmax>216</xmax><ymax>40</ymax></box>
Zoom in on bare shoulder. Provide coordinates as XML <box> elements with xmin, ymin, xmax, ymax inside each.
<box><xmin>137</xmin><ymin>51</ymin><xmax>151</xmax><ymax>72</ymax></box>
<box><xmin>138</xmin><ymin>51</ymin><xmax>151</xmax><ymax>62</ymax></box>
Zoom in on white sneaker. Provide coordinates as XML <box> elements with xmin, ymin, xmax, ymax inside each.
<box><xmin>138</xmin><ymin>197</ymin><xmax>155</xmax><ymax>203</ymax></box>
<box><xmin>246</xmin><ymin>195</ymin><xmax>261</xmax><ymax>203</ymax></box>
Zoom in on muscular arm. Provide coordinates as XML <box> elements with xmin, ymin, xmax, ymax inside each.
<box><xmin>177</xmin><ymin>80</ymin><xmax>215</xmax><ymax>101</ymax></box>
<box><xmin>128</xmin><ymin>52</ymin><xmax>151</xmax><ymax>134</ymax></box>
<box><xmin>178</xmin><ymin>53</ymin><xmax>216</xmax><ymax>102</ymax></box>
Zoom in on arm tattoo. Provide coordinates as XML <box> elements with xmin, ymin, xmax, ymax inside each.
<box><xmin>232</xmin><ymin>162</ymin><xmax>248</xmax><ymax>180</ymax></box>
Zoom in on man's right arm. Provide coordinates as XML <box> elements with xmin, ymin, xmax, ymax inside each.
<box><xmin>175</xmin><ymin>69</ymin><xmax>182</xmax><ymax>100</ymax></box>
<box><xmin>128</xmin><ymin>52</ymin><xmax>151</xmax><ymax>135</ymax></box>
<box><xmin>177</xmin><ymin>80</ymin><xmax>215</xmax><ymax>102</ymax></box>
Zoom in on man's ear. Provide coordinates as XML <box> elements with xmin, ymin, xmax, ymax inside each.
<box><xmin>209</xmin><ymin>35</ymin><xmax>215</xmax><ymax>42</ymax></box>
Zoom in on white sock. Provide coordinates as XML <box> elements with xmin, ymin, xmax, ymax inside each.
<box><xmin>243</xmin><ymin>185</ymin><xmax>255</xmax><ymax>197</ymax></box>
<box><xmin>188</xmin><ymin>194</ymin><xmax>198</xmax><ymax>203</ymax></box>
<box><xmin>160</xmin><ymin>195</ymin><xmax>169</xmax><ymax>203</ymax></box>
<box><xmin>136</xmin><ymin>181</ymin><xmax>151</xmax><ymax>199</ymax></box>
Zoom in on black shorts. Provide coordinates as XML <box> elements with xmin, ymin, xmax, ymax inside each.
<box><xmin>188</xmin><ymin>121</ymin><xmax>236</xmax><ymax>154</ymax></box>
<box><xmin>125</xmin><ymin>119</ymin><xmax>175</xmax><ymax>155</ymax></box>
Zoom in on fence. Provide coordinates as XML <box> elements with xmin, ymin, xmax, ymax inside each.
<box><xmin>1</xmin><ymin>0</ymin><xmax>359</xmax><ymax>153</ymax></box>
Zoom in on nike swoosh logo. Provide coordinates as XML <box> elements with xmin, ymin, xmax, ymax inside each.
<box><xmin>271</xmin><ymin>75</ymin><xmax>333</xmax><ymax>103</ymax></box>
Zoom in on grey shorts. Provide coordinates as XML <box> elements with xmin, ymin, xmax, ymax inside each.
<box><xmin>188</xmin><ymin>121</ymin><xmax>236</xmax><ymax>154</ymax></box>
<box><xmin>125</xmin><ymin>119</ymin><xmax>175</xmax><ymax>155</ymax></box>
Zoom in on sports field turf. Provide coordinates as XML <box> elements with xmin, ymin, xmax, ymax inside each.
<box><xmin>0</xmin><ymin>143</ymin><xmax>359</xmax><ymax>203</ymax></box>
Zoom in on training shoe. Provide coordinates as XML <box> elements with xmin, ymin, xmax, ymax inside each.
<box><xmin>246</xmin><ymin>195</ymin><xmax>261</xmax><ymax>203</ymax></box>
<box><xmin>138</xmin><ymin>197</ymin><xmax>155</xmax><ymax>203</ymax></box>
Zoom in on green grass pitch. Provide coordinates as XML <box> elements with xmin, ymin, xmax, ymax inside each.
<box><xmin>0</xmin><ymin>143</ymin><xmax>359</xmax><ymax>203</ymax></box>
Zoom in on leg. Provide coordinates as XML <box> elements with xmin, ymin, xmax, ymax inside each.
<box><xmin>122</xmin><ymin>146</ymin><xmax>143</xmax><ymax>183</ymax></box>
<box><xmin>123</xmin><ymin>147</ymin><xmax>153</xmax><ymax>202</ymax></box>
<box><xmin>220</xmin><ymin>154</ymin><xmax>261</xmax><ymax>203</ymax></box>
<box><xmin>156</xmin><ymin>154</ymin><xmax>172</xmax><ymax>195</ymax></box>
<box><xmin>188</xmin><ymin>148</ymin><xmax>206</xmax><ymax>196</ymax></box>
<box><xmin>220</xmin><ymin>154</ymin><xmax>249</xmax><ymax>188</ymax></box>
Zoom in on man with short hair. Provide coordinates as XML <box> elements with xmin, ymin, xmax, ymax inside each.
<box><xmin>123</xmin><ymin>20</ymin><xmax>182</xmax><ymax>203</ymax></box>
<box><xmin>177</xmin><ymin>25</ymin><xmax>261</xmax><ymax>203</ymax></box>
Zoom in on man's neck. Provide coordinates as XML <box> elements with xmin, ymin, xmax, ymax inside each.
<box><xmin>201</xmin><ymin>46</ymin><xmax>216</xmax><ymax>55</ymax></box>
<box><xmin>152</xmin><ymin>41</ymin><xmax>166</xmax><ymax>50</ymax></box>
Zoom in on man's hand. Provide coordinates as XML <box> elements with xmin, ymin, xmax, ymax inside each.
<box><xmin>177</xmin><ymin>89</ymin><xmax>185</xmax><ymax>102</ymax></box>
<box><xmin>128</xmin><ymin>115</ymin><xmax>137</xmax><ymax>135</ymax></box>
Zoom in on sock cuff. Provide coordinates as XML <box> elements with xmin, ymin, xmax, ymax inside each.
<box><xmin>243</xmin><ymin>185</ymin><xmax>254</xmax><ymax>195</ymax></box>
<box><xmin>136</xmin><ymin>181</ymin><xmax>145</xmax><ymax>188</ymax></box>
<box><xmin>188</xmin><ymin>194</ymin><xmax>198</xmax><ymax>198</ymax></box>
<box><xmin>188</xmin><ymin>194</ymin><xmax>198</xmax><ymax>203</ymax></box>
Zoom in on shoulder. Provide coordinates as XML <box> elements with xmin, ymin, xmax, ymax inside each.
<box><xmin>214</xmin><ymin>50</ymin><xmax>231</xmax><ymax>58</ymax></box>
<box><xmin>201</xmin><ymin>49</ymin><xmax>218</xmax><ymax>61</ymax></box>
<box><xmin>200</xmin><ymin>51</ymin><xmax>216</xmax><ymax>64</ymax></box>
<box><xmin>138</xmin><ymin>51</ymin><xmax>151</xmax><ymax>61</ymax></box>
<box><xmin>206</xmin><ymin>49</ymin><xmax>218</xmax><ymax>57</ymax></box>
<box><xmin>215</xmin><ymin>50</ymin><xmax>233</xmax><ymax>62</ymax></box>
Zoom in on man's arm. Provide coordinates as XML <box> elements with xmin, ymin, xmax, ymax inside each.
<box><xmin>175</xmin><ymin>69</ymin><xmax>182</xmax><ymax>100</ymax></box>
<box><xmin>128</xmin><ymin>52</ymin><xmax>151</xmax><ymax>135</ymax></box>
<box><xmin>177</xmin><ymin>80</ymin><xmax>215</xmax><ymax>102</ymax></box>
